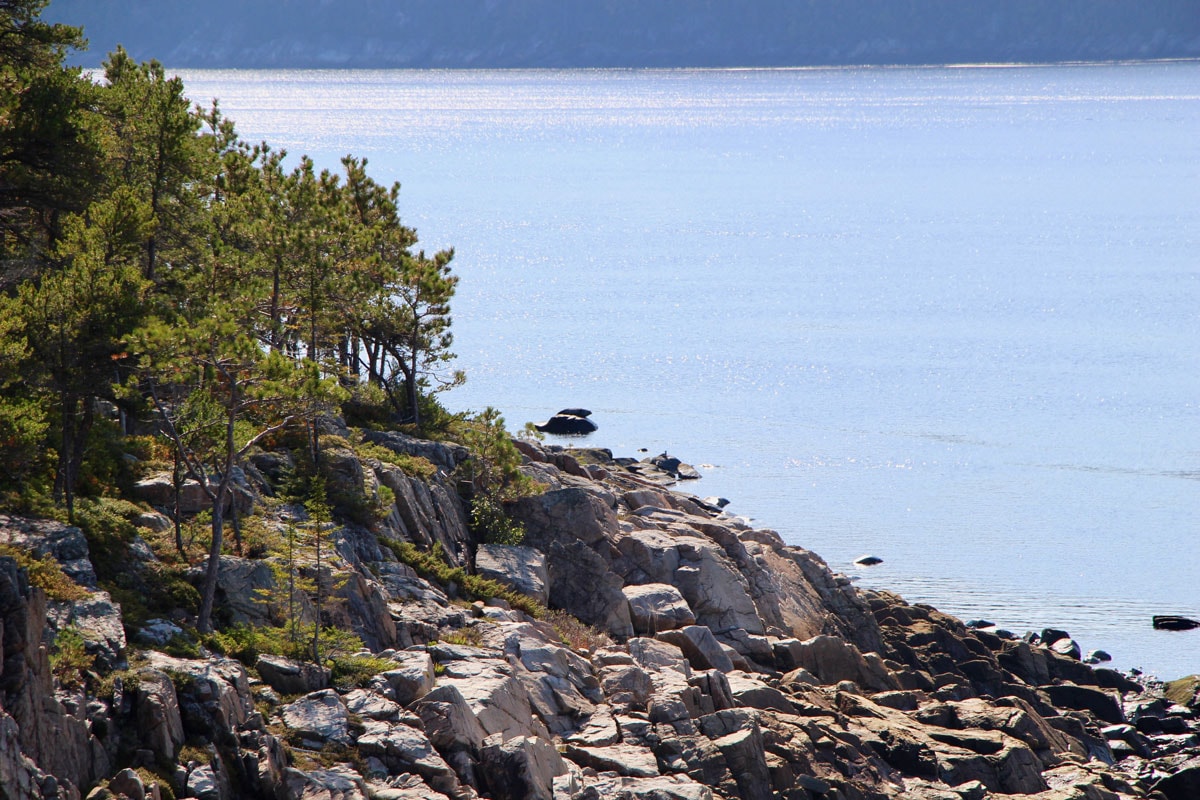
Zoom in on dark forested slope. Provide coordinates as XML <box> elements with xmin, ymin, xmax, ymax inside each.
<box><xmin>46</xmin><ymin>0</ymin><xmax>1200</xmax><ymax>68</ymax></box>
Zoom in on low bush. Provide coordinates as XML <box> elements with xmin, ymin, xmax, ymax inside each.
<box><xmin>330</xmin><ymin>654</ymin><xmax>393</xmax><ymax>690</ymax></box>
<box><xmin>50</xmin><ymin>626</ymin><xmax>95</xmax><ymax>689</ymax></box>
<box><xmin>0</xmin><ymin>544</ymin><xmax>90</xmax><ymax>601</ymax></box>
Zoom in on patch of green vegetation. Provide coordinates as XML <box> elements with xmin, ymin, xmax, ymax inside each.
<box><xmin>0</xmin><ymin>544</ymin><xmax>91</xmax><ymax>601</ymax></box>
<box><xmin>135</xmin><ymin>767</ymin><xmax>177</xmax><ymax>800</ymax></box>
<box><xmin>439</xmin><ymin>626</ymin><xmax>485</xmax><ymax>647</ymax></box>
<box><xmin>204</xmin><ymin>621</ymin><xmax>364</xmax><ymax>669</ymax></box>
<box><xmin>380</xmin><ymin>538</ymin><xmax>543</xmax><ymax>618</ymax></box>
<box><xmin>353</xmin><ymin>440</ymin><xmax>438</xmax><ymax>479</ymax></box>
<box><xmin>330</xmin><ymin>654</ymin><xmax>393</xmax><ymax>690</ymax></box>
<box><xmin>468</xmin><ymin>495</ymin><xmax>526</xmax><ymax>546</ymax></box>
<box><xmin>73</xmin><ymin>496</ymin><xmax>139</xmax><ymax>582</ymax></box>
<box><xmin>50</xmin><ymin>626</ymin><xmax>95</xmax><ymax>689</ymax></box>
<box><xmin>94</xmin><ymin>666</ymin><xmax>142</xmax><ymax>703</ymax></box>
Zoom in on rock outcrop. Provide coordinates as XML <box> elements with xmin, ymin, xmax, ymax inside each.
<box><xmin>0</xmin><ymin>431</ymin><xmax>1197</xmax><ymax>800</ymax></box>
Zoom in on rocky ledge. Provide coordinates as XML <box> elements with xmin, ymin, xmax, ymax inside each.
<box><xmin>1</xmin><ymin>432</ymin><xmax>1199</xmax><ymax>800</ymax></box>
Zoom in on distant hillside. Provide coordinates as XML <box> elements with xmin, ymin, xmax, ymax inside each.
<box><xmin>46</xmin><ymin>0</ymin><xmax>1200</xmax><ymax>68</ymax></box>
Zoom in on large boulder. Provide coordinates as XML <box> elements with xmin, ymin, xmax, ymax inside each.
<box><xmin>480</xmin><ymin>734</ymin><xmax>566</xmax><ymax>800</ymax></box>
<box><xmin>475</xmin><ymin>545</ymin><xmax>548</xmax><ymax>606</ymax></box>
<box><xmin>144</xmin><ymin>653</ymin><xmax>252</xmax><ymax>745</ymax></box>
<box><xmin>281</xmin><ymin>690</ymin><xmax>351</xmax><ymax>748</ymax></box>
<box><xmin>256</xmin><ymin>654</ymin><xmax>330</xmax><ymax>695</ymax></box>
<box><xmin>780</xmin><ymin>635</ymin><xmax>897</xmax><ymax>692</ymax></box>
<box><xmin>132</xmin><ymin>668</ymin><xmax>185</xmax><ymax>764</ymax></box>
<box><xmin>533</xmin><ymin>414</ymin><xmax>597</xmax><ymax>435</ymax></box>
<box><xmin>624</xmin><ymin>583</ymin><xmax>695</xmax><ymax>634</ymax></box>
<box><xmin>356</xmin><ymin>719</ymin><xmax>463</xmax><ymax>799</ymax></box>
<box><xmin>433</xmin><ymin>657</ymin><xmax>550</xmax><ymax>742</ymax></box>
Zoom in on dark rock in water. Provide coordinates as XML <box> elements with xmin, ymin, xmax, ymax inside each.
<box><xmin>854</xmin><ymin>555</ymin><xmax>883</xmax><ymax>567</ymax></box>
<box><xmin>1049</xmin><ymin>636</ymin><xmax>1082</xmax><ymax>660</ymax></box>
<box><xmin>535</xmin><ymin>413</ymin><xmax>598</xmax><ymax>435</ymax></box>
<box><xmin>1086</xmin><ymin>649</ymin><xmax>1112</xmax><ymax>663</ymax></box>
<box><xmin>556</xmin><ymin>407</ymin><xmax>592</xmax><ymax>418</ymax></box>
<box><xmin>1153</xmin><ymin>615</ymin><xmax>1200</xmax><ymax>631</ymax></box>
<box><xmin>1040</xmin><ymin>628</ymin><xmax>1072</xmax><ymax>646</ymax></box>
<box><xmin>646</xmin><ymin>452</ymin><xmax>701</xmax><ymax>480</ymax></box>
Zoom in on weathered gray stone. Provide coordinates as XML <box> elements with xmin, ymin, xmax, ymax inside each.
<box><xmin>480</xmin><ymin>734</ymin><xmax>566</xmax><ymax>800</ymax></box>
<box><xmin>356</xmin><ymin>719</ymin><xmax>462</xmax><ymax>798</ymax></box>
<box><xmin>343</xmin><ymin>689</ymin><xmax>402</xmax><ymax>722</ymax></box>
<box><xmin>435</xmin><ymin>658</ymin><xmax>549</xmax><ymax>741</ymax></box>
<box><xmin>367</xmin><ymin>650</ymin><xmax>435</xmax><ymax>706</ymax></box>
<box><xmin>280</xmin><ymin>690</ymin><xmax>350</xmax><ymax>747</ymax></box>
<box><xmin>282</xmin><ymin>765</ymin><xmax>369</xmax><ymax>800</ymax></box>
<box><xmin>256</xmin><ymin>654</ymin><xmax>330</xmax><ymax>695</ymax></box>
<box><xmin>623</xmin><ymin>583</ymin><xmax>695</xmax><ymax>634</ymax></box>
<box><xmin>133</xmin><ymin>669</ymin><xmax>184</xmax><ymax>764</ymax></box>
<box><xmin>563</xmin><ymin>742</ymin><xmax>660</xmax><ymax>777</ymax></box>
<box><xmin>655</xmin><ymin>625</ymin><xmax>735</xmax><ymax>673</ymax></box>
<box><xmin>780</xmin><ymin>634</ymin><xmax>897</xmax><ymax>692</ymax></box>
<box><xmin>475</xmin><ymin>544</ymin><xmax>548</xmax><ymax>605</ymax></box>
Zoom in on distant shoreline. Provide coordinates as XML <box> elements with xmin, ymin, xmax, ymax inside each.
<box><xmin>150</xmin><ymin>57</ymin><xmax>1200</xmax><ymax>78</ymax></box>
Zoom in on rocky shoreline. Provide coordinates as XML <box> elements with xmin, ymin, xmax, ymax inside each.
<box><xmin>1</xmin><ymin>428</ymin><xmax>1199</xmax><ymax>800</ymax></box>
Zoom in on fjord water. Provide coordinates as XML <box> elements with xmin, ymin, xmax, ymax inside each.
<box><xmin>180</xmin><ymin>64</ymin><xmax>1200</xmax><ymax>678</ymax></box>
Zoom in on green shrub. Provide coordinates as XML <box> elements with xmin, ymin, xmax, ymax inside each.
<box><xmin>468</xmin><ymin>495</ymin><xmax>525</xmax><ymax>546</ymax></box>
<box><xmin>330</xmin><ymin>654</ymin><xmax>393</xmax><ymax>689</ymax></box>
<box><xmin>440</xmin><ymin>626</ymin><xmax>484</xmax><ymax>647</ymax></box>
<box><xmin>0</xmin><ymin>544</ymin><xmax>90</xmax><ymax>601</ymax></box>
<box><xmin>0</xmin><ymin>396</ymin><xmax>53</xmax><ymax>513</ymax></box>
<box><xmin>353</xmin><ymin>441</ymin><xmax>438</xmax><ymax>479</ymax></box>
<box><xmin>50</xmin><ymin>626</ymin><xmax>95</xmax><ymax>689</ymax></box>
<box><xmin>381</xmin><ymin>538</ymin><xmax>542</xmax><ymax>618</ymax></box>
<box><xmin>73</xmin><ymin>497</ymin><xmax>138</xmax><ymax>582</ymax></box>
<box><xmin>205</xmin><ymin>622</ymin><xmax>364</xmax><ymax>668</ymax></box>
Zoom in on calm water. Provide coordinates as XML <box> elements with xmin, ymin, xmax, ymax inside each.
<box><xmin>180</xmin><ymin>65</ymin><xmax>1200</xmax><ymax>679</ymax></box>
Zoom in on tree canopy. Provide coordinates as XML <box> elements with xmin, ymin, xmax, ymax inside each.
<box><xmin>0</xmin><ymin>0</ymin><xmax>464</xmax><ymax>632</ymax></box>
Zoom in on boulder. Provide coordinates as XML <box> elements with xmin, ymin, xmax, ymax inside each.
<box><xmin>367</xmin><ymin>651</ymin><xmax>436</xmax><ymax>706</ymax></box>
<box><xmin>780</xmin><ymin>634</ymin><xmax>896</xmax><ymax>692</ymax></box>
<box><xmin>362</xmin><ymin>429</ymin><xmax>468</xmax><ymax>473</ymax></box>
<box><xmin>356</xmin><ymin>719</ymin><xmax>462</xmax><ymax>798</ymax></box>
<box><xmin>108</xmin><ymin>768</ymin><xmax>145</xmax><ymax>800</ymax></box>
<box><xmin>280</xmin><ymin>690</ymin><xmax>350</xmax><ymax>747</ymax></box>
<box><xmin>411</xmin><ymin>684</ymin><xmax>489</xmax><ymax>756</ymax></box>
<box><xmin>433</xmin><ymin>657</ymin><xmax>549</xmax><ymax>741</ymax></box>
<box><xmin>343</xmin><ymin>689</ymin><xmax>402</xmax><ymax>722</ymax></box>
<box><xmin>1040</xmin><ymin>684</ymin><xmax>1124</xmax><ymax>725</ymax></box>
<box><xmin>1152</xmin><ymin>615</ymin><xmax>1200</xmax><ymax>631</ymax></box>
<box><xmin>533</xmin><ymin>414</ymin><xmax>597</xmax><ymax>435</ymax></box>
<box><xmin>480</xmin><ymin>734</ymin><xmax>566</xmax><ymax>800</ymax></box>
<box><xmin>645</xmin><ymin>453</ymin><xmax>701</xmax><ymax>481</ymax></box>
<box><xmin>132</xmin><ymin>668</ymin><xmax>185</xmax><ymax>764</ymax></box>
<box><xmin>655</xmin><ymin>626</ymin><xmax>734</xmax><ymax>673</ymax></box>
<box><xmin>563</xmin><ymin>742</ymin><xmax>660</xmax><ymax>777</ymax></box>
<box><xmin>255</xmin><ymin>654</ymin><xmax>330</xmax><ymax>695</ymax></box>
<box><xmin>282</xmin><ymin>766</ymin><xmax>369</xmax><ymax>800</ymax></box>
<box><xmin>475</xmin><ymin>545</ymin><xmax>548</xmax><ymax>605</ymax></box>
<box><xmin>623</xmin><ymin>583</ymin><xmax>695</xmax><ymax>634</ymax></box>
